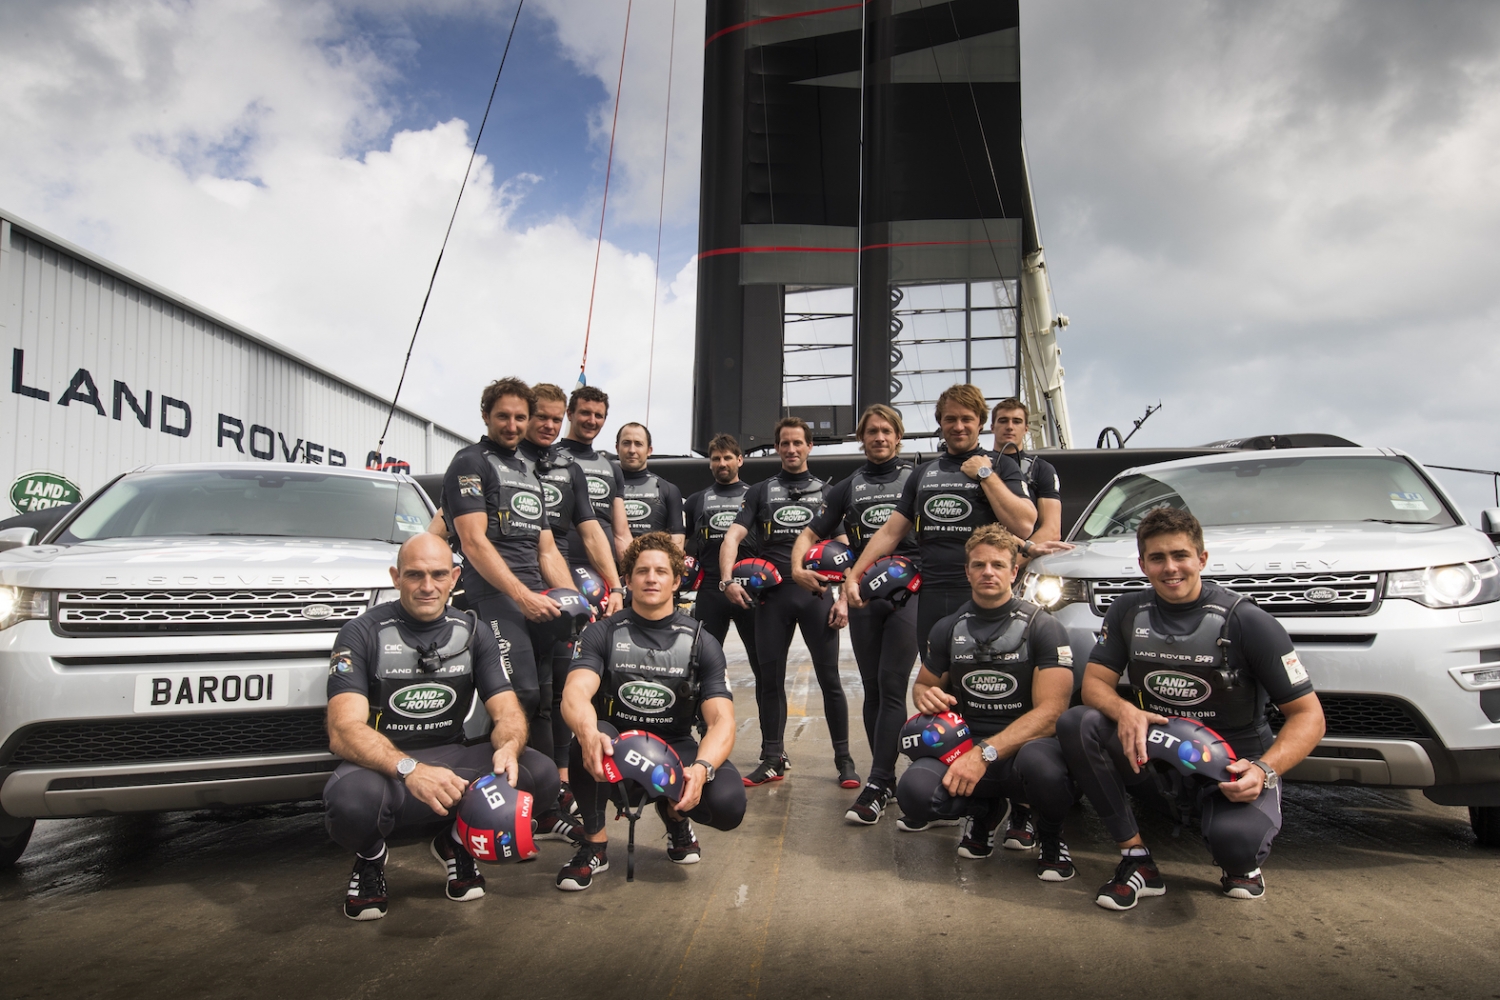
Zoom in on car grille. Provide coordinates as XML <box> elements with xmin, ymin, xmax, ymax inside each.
<box><xmin>0</xmin><ymin>711</ymin><xmax>331</xmax><ymax>768</ymax></box>
<box><xmin>54</xmin><ymin>589</ymin><xmax>372</xmax><ymax>636</ymax></box>
<box><xmin>1268</xmin><ymin>695</ymin><xmax>1433</xmax><ymax>740</ymax></box>
<box><xmin>1089</xmin><ymin>573</ymin><xmax>1381</xmax><ymax>617</ymax></box>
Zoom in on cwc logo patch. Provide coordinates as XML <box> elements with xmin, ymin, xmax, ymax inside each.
<box><xmin>960</xmin><ymin>669</ymin><xmax>1018</xmax><ymax>700</ymax></box>
<box><xmin>623</xmin><ymin>499</ymin><xmax>652</xmax><ymax>521</ymax></box>
<box><xmin>709</xmin><ymin>510</ymin><xmax>738</xmax><ymax>531</ymax></box>
<box><xmin>860</xmin><ymin>503</ymin><xmax>896</xmax><ymax>529</ymax></box>
<box><xmin>390</xmin><ymin>683</ymin><xmax>458</xmax><ymax>718</ymax></box>
<box><xmin>586</xmin><ymin>476</ymin><xmax>611</xmax><ymax>499</ymax></box>
<box><xmin>618</xmin><ymin>680</ymin><xmax>676</xmax><ymax>714</ymax></box>
<box><xmin>510</xmin><ymin>492</ymin><xmax>542</xmax><ymax>519</ymax></box>
<box><xmin>772</xmin><ymin>505</ymin><xmax>812</xmax><ymax>528</ymax></box>
<box><xmin>922</xmin><ymin>494</ymin><xmax>971</xmax><ymax>522</ymax></box>
<box><xmin>541</xmin><ymin>482</ymin><xmax>563</xmax><ymax>508</ymax></box>
<box><xmin>1143</xmin><ymin>670</ymin><xmax>1211</xmax><ymax>706</ymax></box>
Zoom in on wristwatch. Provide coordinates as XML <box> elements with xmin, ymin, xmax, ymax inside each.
<box><xmin>693</xmin><ymin>758</ymin><xmax>717</xmax><ymax>782</ymax></box>
<box><xmin>978</xmin><ymin>741</ymin><xmax>999</xmax><ymax>764</ymax></box>
<box><xmin>395</xmin><ymin>757</ymin><xmax>418</xmax><ymax>782</ymax></box>
<box><xmin>718</xmin><ymin>580</ymin><xmax>731</xmax><ymax>592</ymax></box>
<box><xmin>975</xmin><ymin>465</ymin><xmax>993</xmax><ymax>480</ymax></box>
<box><xmin>1249</xmin><ymin>759</ymin><xmax>1279</xmax><ymax>790</ymax></box>
<box><xmin>1020</xmin><ymin>538</ymin><xmax>1034</xmax><ymax>556</ymax></box>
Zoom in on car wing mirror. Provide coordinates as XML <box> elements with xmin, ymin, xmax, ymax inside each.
<box><xmin>0</xmin><ymin>527</ymin><xmax>39</xmax><ymax>552</ymax></box>
<box><xmin>1480</xmin><ymin>508</ymin><xmax>1500</xmax><ymax>543</ymax></box>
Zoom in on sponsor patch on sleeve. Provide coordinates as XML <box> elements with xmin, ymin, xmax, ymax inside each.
<box><xmin>458</xmin><ymin>474</ymin><xmax>482</xmax><ymax>498</ymax></box>
<box><xmin>1282</xmin><ymin>651</ymin><xmax>1309</xmax><ymax>685</ymax></box>
<box><xmin>1057</xmin><ymin>645</ymin><xmax>1074</xmax><ymax>667</ymax></box>
<box><xmin>329</xmin><ymin>649</ymin><xmax>354</xmax><ymax>675</ymax></box>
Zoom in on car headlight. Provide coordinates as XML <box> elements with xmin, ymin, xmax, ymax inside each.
<box><xmin>0</xmin><ymin>587</ymin><xmax>53</xmax><ymax>630</ymax></box>
<box><xmin>1020</xmin><ymin>573</ymin><xmax>1088</xmax><ymax>611</ymax></box>
<box><xmin>1385</xmin><ymin>559</ymin><xmax>1500</xmax><ymax>608</ymax></box>
<box><xmin>369</xmin><ymin>588</ymin><xmax>400</xmax><ymax>608</ymax></box>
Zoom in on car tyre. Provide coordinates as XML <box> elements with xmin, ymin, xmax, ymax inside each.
<box><xmin>0</xmin><ymin>809</ymin><xmax>34</xmax><ymax>867</ymax></box>
<box><xmin>1471</xmin><ymin>806</ymin><xmax>1500</xmax><ymax>849</ymax></box>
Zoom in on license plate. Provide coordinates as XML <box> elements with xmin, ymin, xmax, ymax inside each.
<box><xmin>134</xmin><ymin>670</ymin><xmax>291</xmax><ymax>713</ymax></box>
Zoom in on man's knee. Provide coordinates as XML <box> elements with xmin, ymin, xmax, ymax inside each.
<box><xmin>323</xmin><ymin>766</ymin><xmax>391</xmax><ymax>851</ymax></box>
<box><xmin>1055</xmin><ymin>704</ymin><xmax>1102</xmax><ymax>752</ymax></box>
<box><xmin>705</xmin><ymin>770</ymin><xmax>747</xmax><ymax>831</ymax></box>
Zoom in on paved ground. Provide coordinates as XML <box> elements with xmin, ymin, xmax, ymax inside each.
<box><xmin>3</xmin><ymin>635</ymin><xmax>1499</xmax><ymax>1000</ymax></box>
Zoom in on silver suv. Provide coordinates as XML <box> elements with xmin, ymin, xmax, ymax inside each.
<box><xmin>0</xmin><ymin>464</ymin><xmax>436</xmax><ymax>865</ymax></box>
<box><xmin>1022</xmin><ymin>447</ymin><xmax>1500</xmax><ymax>847</ymax></box>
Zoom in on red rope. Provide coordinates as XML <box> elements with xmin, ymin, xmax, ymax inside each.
<box><xmin>645</xmin><ymin>0</ymin><xmax>677</xmax><ymax>425</ymax></box>
<box><xmin>578</xmin><ymin>0</ymin><xmax>633</xmax><ymax>387</ymax></box>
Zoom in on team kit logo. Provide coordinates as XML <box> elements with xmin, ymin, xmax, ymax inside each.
<box><xmin>541</xmin><ymin>482</ymin><xmax>563</xmax><ymax>508</ymax></box>
<box><xmin>708</xmin><ymin>510</ymin><xmax>738</xmax><ymax>531</ymax></box>
<box><xmin>623</xmin><ymin>499</ymin><xmax>652</xmax><ymax>521</ymax></box>
<box><xmin>922</xmin><ymin>494</ymin><xmax>972</xmax><ymax>522</ymax></box>
<box><xmin>860</xmin><ymin>503</ymin><xmax>896</xmax><ymax>529</ymax></box>
<box><xmin>390</xmin><ymin>683</ymin><xmax>457</xmax><ymax>718</ymax></box>
<box><xmin>586</xmin><ymin>476</ymin><xmax>612</xmax><ymax>499</ymax></box>
<box><xmin>618</xmin><ymin>680</ymin><xmax>676</xmax><ymax>714</ymax></box>
<box><xmin>772</xmin><ymin>505</ymin><xmax>812</xmax><ymax>528</ymax></box>
<box><xmin>1143</xmin><ymin>670</ymin><xmax>1212</xmax><ymax>706</ymax></box>
<box><xmin>509</xmin><ymin>492</ymin><xmax>542</xmax><ymax>519</ymax></box>
<box><xmin>960</xmin><ymin>670</ymin><xmax>1019</xmax><ymax>701</ymax></box>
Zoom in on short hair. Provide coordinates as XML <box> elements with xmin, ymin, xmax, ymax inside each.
<box><xmin>533</xmin><ymin>382</ymin><xmax>568</xmax><ymax>407</ymax></box>
<box><xmin>856</xmin><ymin>403</ymin><xmax>905</xmax><ymax>439</ymax></box>
<box><xmin>481</xmin><ymin>377</ymin><xmax>535</xmax><ymax>417</ymax></box>
<box><xmin>965</xmin><ymin>523</ymin><xmax>1020</xmax><ymax>564</ymax></box>
<box><xmin>934</xmin><ymin>384</ymin><xmax>989</xmax><ymax>425</ymax></box>
<box><xmin>616</xmin><ymin>422</ymin><xmax>652</xmax><ymax>448</ymax></box>
<box><xmin>707</xmin><ymin>433</ymin><xmax>742</xmax><ymax>457</ymax></box>
<box><xmin>990</xmin><ymin>397</ymin><xmax>1028</xmax><ymax>425</ymax></box>
<box><xmin>568</xmin><ymin>385</ymin><xmax>610</xmax><ymax>415</ymax></box>
<box><xmin>1136</xmin><ymin>506</ymin><xmax>1205</xmax><ymax>556</ymax></box>
<box><xmin>621</xmin><ymin>531</ymin><xmax>685</xmax><ymax>580</ymax></box>
<box><xmin>774</xmin><ymin>415</ymin><xmax>812</xmax><ymax>446</ymax></box>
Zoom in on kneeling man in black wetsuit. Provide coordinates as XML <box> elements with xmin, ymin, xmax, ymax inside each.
<box><xmin>1058</xmin><ymin>507</ymin><xmax>1326</xmax><ymax>910</ymax></box>
<box><xmin>556</xmin><ymin>531</ymin><xmax>745</xmax><ymax>890</ymax></box>
<box><xmin>323</xmin><ymin>532</ymin><xmax>561</xmax><ymax>921</ymax></box>
<box><xmin>897</xmin><ymin>524</ymin><xmax>1077</xmax><ymax>880</ymax></box>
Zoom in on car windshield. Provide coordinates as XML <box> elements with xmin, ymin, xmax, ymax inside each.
<box><xmin>1075</xmin><ymin>455</ymin><xmax>1457</xmax><ymax>541</ymax></box>
<box><xmin>56</xmin><ymin>469</ymin><xmax>433</xmax><ymax>544</ymax></box>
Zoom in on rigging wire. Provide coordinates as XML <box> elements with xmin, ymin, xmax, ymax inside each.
<box><xmin>644</xmin><ymin>0</ymin><xmax>678</xmax><ymax>426</ymax></box>
<box><xmin>577</xmin><ymin>0</ymin><xmax>634</xmax><ymax>389</ymax></box>
<box><xmin>374</xmin><ymin>0</ymin><xmax>526</xmax><ymax>464</ymax></box>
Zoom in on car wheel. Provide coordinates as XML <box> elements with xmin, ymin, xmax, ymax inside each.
<box><xmin>0</xmin><ymin>810</ymin><xmax>34</xmax><ymax>867</ymax></box>
<box><xmin>1471</xmin><ymin>806</ymin><xmax>1500</xmax><ymax>848</ymax></box>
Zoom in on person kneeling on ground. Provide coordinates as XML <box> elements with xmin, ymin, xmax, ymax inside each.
<box><xmin>323</xmin><ymin>532</ymin><xmax>563</xmax><ymax>921</ymax></box>
<box><xmin>896</xmin><ymin>524</ymin><xmax>1078</xmax><ymax>879</ymax></box>
<box><xmin>1057</xmin><ymin>506</ymin><xmax>1326</xmax><ymax>911</ymax></box>
<box><xmin>557</xmin><ymin>531</ymin><xmax>745</xmax><ymax>890</ymax></box>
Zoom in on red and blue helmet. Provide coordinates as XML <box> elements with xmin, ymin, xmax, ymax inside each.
<box><xmin>541</xmin><ymin>587</ymin><xmax>596</xmax><ymax>642</ymax></box>
<box><xmin>601</xmin><ymin>730</ymin><xmax>686</xmax><ymax>802</ymax></box>
<box><xmin>803</xmin><ymin>539</ymin><xmax>855</xmax><ymax>583</ymax></box>
<box><xmin>453</xmin><ymin>772</ymin><xmax>536</xmax><ymax>863</ymax></box>
<box><xmin>731</xmin><ymin>557</ymin><xmax>783</xmax><ymax>594</ymax></box>
<box><xmin>1145</xmin><ymin>717</ymin><xmax>1238</xmax><ymax>783</ymax></box>
<box><xmin>679</xmin><ymin>555</ymin><xmax>704</xmax><ymax>592</ymax></box>
<box><xmin>860</xmin><ymin>555</ymin><xmax>921</xmax><ymax>606</ymax></box>
<box><xmin>570</xmin><ymin>565</ymin><xmax>610</xmax><ymax>612</ymax></box>
<box><xmin>898</xmin><ymin>711</ymin><xmax>973</xmax><ymax>765</ymax></box>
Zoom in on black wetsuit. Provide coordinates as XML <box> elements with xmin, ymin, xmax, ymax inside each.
<box><xmin>619</xmin><ymin>467</ymin><xmax>685</xmax><ymax>538</ymax></box>
<box><xmin>558</xmin><ymin>437</ymin><xmax>625</xmax><ymax>571</ymax></box>
<box><xmin>685</xmin><ymin>480</ymin><xmax>758</xmax><ymax>674</ymax></box>
<box><xmin>322</xmin><ymin>601</ymin><xmax>560</xmax><ymax>857</ymax></box>
<box><xmin>1057</xmin><ymin>581</ymin><xmax>1315</xmax><ymax>873</ymax></box>
<box><xmin>1008</xmin><ymin>449</ymin><xmax>1061</xmax><ymax>540</ymax></box>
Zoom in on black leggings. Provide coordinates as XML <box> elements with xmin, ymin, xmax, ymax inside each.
<box><xmin>693</xmin><ymin>583</ymin><xmax>761</xmax><ymax>675</ymax></box>
<box><xmin>848</xmin><ymin>597</ymin><xmax>919</xmax><ymax>787</ymax></box>
<box><xmin>1057</xmin><ymin>706</ymin><xmax>1283</xmax><ymax>874</ymax></box>
<box><xmin>323</xmin><ymin>742</ymin><xmax>560</xmax><ymax>857</ymax></box>
<box><xmin>569</xmin><ymin>723</ymin><xmax>746</xmax><ymax>836</ymax></box>
<box><xmin>470</xmin><ymin>591</ymin><xmax>562</xmax><ymax>760</ymax></box>
<box><xmin>916</xmin><ymin>584</ymin><xmax>972</xmax><ymax>666</ymax></box>
<box><xmin>895</xmin><ymin>737</ymin><xmax>1073</xmax><ymax>836</ymax></box>
<box><xmin>752</xmin><ymin>584</ymin><xmax>848</xmax><ymax>760</ymax></box>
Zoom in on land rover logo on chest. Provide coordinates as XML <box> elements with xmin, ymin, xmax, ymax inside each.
<box><xmin>391</xmin><ymin>683</ymin><xmax>458</xmax><ymax>718</ymax></box>
<box><xmin>587</xmin><ymin>476</ymin><xmax>611</xmax><ymax>499</ymax></box>
<box><xmin>961</xmin><ymin>670</ymin><xmax>1018</xmax><ymax>701</ymax></box>
<box><xmin>1143</xmin><ymin>670</ymin><xmax>1211</xmax><ymax>706</ymax></box>
<box><xmin>510</xmin><ymin>492</ymin><xmax>542</xmax><ymax>519</ymax></box>
<box><xmin>861</xmin><ymin>503</ymin><xmax>896</xmax><ymax>529</ymax></box>
<box><xmin>618</xmin><ymin>680</ymin><xmax>676</xmax><ymax>714</ymax></box>
<box><xmin>923</xmin><ymin>494</ymin><xmax>971</xmax><ymax>522</ymax></box>
<box><xmin>773</xmin><ymin>505</ymin><xmax>812</xmax><ymax>528</ymax></box>
<box><xmin>709</xmin><ymin>510</ymin><xmax>738</xmax><ymax>531</ymax></box>
<box><xmin>541</xmin><ymin>482</ymin><xmax>563</xmax><ymax>508</ymax></box>
<box><xmin>624</xmin><ymin>499</ymin><xmax>652</xmax><ymax>520</ymax></box>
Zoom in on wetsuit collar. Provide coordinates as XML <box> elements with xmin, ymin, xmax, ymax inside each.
<box><xmin>778</xmin><ymin>468</ymin><xmax>814</xmax><ymax>484</ymax></box>
<box><xmin>482</xmin><ymin>436</ymin><xmax>519</xmax><ymax>459</ymax></box>
<box><xmin>862</xmin><ymin>456</ymin><xmax>903</xmax><ymax>476</ymax></box>
<box><xmin>559</xmin><ymin>437</ymin><xmax>596</xmax><ymax>458</ymax></box>
<box><xmin>971</xmin><ymin>596</ymin><xmax>1020</xmax><ymax>619</ymax></box>
<box><xmin>518</xmin><ymin>438</ymin><xmax>549</xmax><ymax>460</ymax></box>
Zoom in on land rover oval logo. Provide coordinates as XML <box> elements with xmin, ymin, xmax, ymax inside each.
<box><xmin>10</xmin><ymin>471</ymin><xmax>82</xmax><ymax>514</ymax></box>
<box><xmin>772</xmin><ymin>505</ymin><xmax>812</xmax><ymax>528</ymax></box>
<box><xmin>510</xmin><ymin>492</ymin><xmax>542</xmax><ymax>519</ymax></box>
<box><xmin>709</xmin><ymin>510</ymin><xmax>739</xmax><ymax>531</ymax></box>
<box><xmin>301</xmin><ymin>603</ymin><xmax>334</xmax><ymax>620</ymax></box>
<box><xmin>1143</xmin><ymin>670</ymin><xmax>1212</xmax><ymax>707</ymax></box>
<box><xmin>961</xmin><ymin>669</ymin><xmax>1018</xmax><ymax>701</ymax></box>
<box><xmin>923</xmin><ymin>494</ymin><xmax>972</xmax><ymax>523</ymax></box>
<box><xmin>624</xmin><ymin>499</ymin><xmax>652</xmax><ymax>521</ymax></box>
<box><xmin>390</xmin><ymin>683</ymin><xmax>458</xmax><ymax>718</ymax></box>
<box><xmin>861</xmin><ymin>503</ymin><xmax>896</xmax><ymax>529</ymax></box>
<box><xmin>1305</xmin><ymin>587</ymin><xmax>1337</xmax><ymax>604</ymax></box>
<box><xmin>618</xmin><ymin>680</ymin><xmax>676</xmax><ymax>714</ymax></box>
<box><xmin>541</xmin><ymin>482</ymin><xmax>563</xmax><ymax>508</ymax></box>
<box><xmin>586</xmin><ymin>476</ymin><xmax>611</xmax><ymax>499</ymax></box>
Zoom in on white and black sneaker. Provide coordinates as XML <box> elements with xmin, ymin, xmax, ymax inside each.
<box><xmin>896</xmin><ymin>815</ymin><xmax>961</xmax><ymax>833</ymax></box>
<box><xmin>743</xmin><ymin>755</ymin><xmax>790</xmax><ymax>786</ymax></box>
<box><xmin>430</xmin><ymin>832</ymin><xmax>486</xmax><ymax>902</ymax></box>
<box><xmin>1095</xmin><ymin>853</ymin><xmax>1166</xmax><ymax>911</ymax></box>
<box><xmin>1221</xmin><ymin>868</ymin><xmax>1266</xmax><ymax>900</ymax></box>
<box><xmin>1002</xmin><ymin>803</ymin><xmax>1037</xmax><ymax>850</ymax></box>
<box><xmin>343</xmin><ymin>848</ymin><xmax>388</xmax><ymax>921</ymax></box>
<box><xmin>845</xmin><ymin>783</ymin><xmax>893</xmax><ymax>826</ymax></box>
<box><xmin>1036</xmin><ymin>838</ymin><xmax>1076</xmax><ymax>882</ymax></box>
<box><xmin>957</xmin><ymin>803</ymin><xmax>1010</xmax><ymax>860</ymax></box>
<box><xmin>656</xmin><ymin>799</ymin><xmax>702</xmax><ymax>864</ymax></box>
<box><xmin>555</xmin><ymin>841</ymin><xmax>610</xmax><ymax>891</ymax></box>
<box><xmin>535</xmin><ymin>811</ymin><xmax>584</xmax><ymax>843</ymax></box>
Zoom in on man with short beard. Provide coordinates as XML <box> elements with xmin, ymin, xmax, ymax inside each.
<box><xmin>558</xmin><ymin>385</ymin><xmax>633</xmax><ymax>566</ymax></box>
<box><xmin>615</xmin><ymin>421</ymin><xmax>686</xmax><ymax>551</ymax></box>
<box><xmin>685</xmin><ymin>434</ymin><xmax>758</xmax><ymax>678</ymax></box>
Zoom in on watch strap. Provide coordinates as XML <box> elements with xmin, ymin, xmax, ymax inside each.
<box><xmin>1250</xmin><ymin>759</ymin><xmax>1278</xmax><ymax>786</ymax></box>
<box><xmin>693</xmin><ymin>758</ymin><xmax>716</xmax><ymax>781</ymax></box>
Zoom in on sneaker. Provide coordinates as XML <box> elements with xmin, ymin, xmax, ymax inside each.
<box><xmin>343</xmin><ymin>849</ymin><xmax>388</xmax><ymax>921</ymax></box>
<box><xmin>1036</xmin><ymin>838</ymin><xmax>1076</xmax><ymax>882</ymax></box>
<box><xmin>1221</xmin><ymin>868</ymin><xmax>1266</xmax><ymax>900</ymax></box>
<box><xmin>896</xmin><ymin>815</ymin><xmax>961</xmax><ymax>833</ymax></box>
<box><xmin>1095</xmin><ymin>853</ymin><xmax>1166</xmax><ymax>911</ymax></box>
<box><xmin>535</xmin><ymin>811</ymin><xmax>584</xmax><ymax>843</ymax></box>
<box><xmin>743</xmin><ymin>755</ymin><xmax>789</xmax><ymax>786</ymax></box>
<box><xmin>1003</xmin><ymin>803</ymin><xmax>1036</xmax><ymax>850</ymax></box>
<box><xmin>656</xmin><ymin>800</ymin><xmax>702</xmax><ymax>864</ymax></box>
<box><xmin>835</xmin><ymin>756</ymin><xmax>861</xmax><ymax>789</ymax></box>
<box><xmin>845</xmin><ymin>783</ymin><xmax>893</xmax><ymax>826</ymax></box>
<box><xmin>957</xmin><ymin>803</ymin><xmax>1010</xmax><ymax>860</ymax></box>
<box><xmin>558</xmin><ymin>781</ymin><xmax>581</xmax><ymax>821</ymax></box>
<box><xmin>555</xmin><ymin>841</ymin><xmax>609</xmax><ymax>891</ymax></box>
<box><xmin>430</xmin><ymin>831</ymin><xmax>486</xmax><ymax>902</ymax></box>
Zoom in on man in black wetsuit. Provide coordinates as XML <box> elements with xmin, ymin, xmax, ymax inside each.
<box><xmin>898</xmin><ymin>525</ymin><xmax>1076</xmax><ymax>877</ymax></box>
<box><xmin>324</xmin><ymin>532</ymin><xmax>561</xmax><ymax>920</ymax></box>
<box><xmin>1057</xmin><ymin>507</ymin><xmax>1326</xmax><ymax>910</ymax></box>
<box><xmin>990</xmin><ymin>397</ymin><xmax>1063</xmax><ymax>566</ymax></box>
<box><xmin>685</xmin><ymin>434</ymin><xmax>759</xmax><ymax>682</ymax></box>
<box><xmin>720</xmin><ymin>416</ymin><xmax>852</xmax><ymax>788</ymax></box>
<box><xmin>559</xmin><ymin>385</ymin><xmax>632</xmax><ymax>565</ymax></box>
<box><xmin>791</xmin><ymin>404</ymin><xmax>918</xmax><ymax>825</ymax></box>
<box><xmin>556</xmin><ymin>532</ymin><xmax>744</xmax><ymax>891</ymax></box>
<box><xmin>615</xmin><ymin>421</ymin><xmax>686</xmax><ymax>550</ymax></box>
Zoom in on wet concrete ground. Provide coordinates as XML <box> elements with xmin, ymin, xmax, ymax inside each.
<box><xmin>3</xmin><ymin>636</ymin><xmax>1498</xmax><ymax>1000</ymax></box>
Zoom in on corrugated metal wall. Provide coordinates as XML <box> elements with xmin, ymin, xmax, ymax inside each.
<box><xmin>0</xmin><ymin>210</ymin><xmax>469</xmax><ymax>513</ymax></box>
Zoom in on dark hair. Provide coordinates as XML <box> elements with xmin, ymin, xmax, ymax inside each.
<box><xmin>533</xmin><ymin>382</ymin><xmax>568</xmax><ymax>407</ymax></box>
<box><xmin>1136</xmin><ymin>506</ymin><xmax>1205</xmax><ymax>555</ymax></box>
<box><xmin>990</xmin><ymin>397</ymin><xmax>1028</xmax><ymax>424</ymax></box>
<box><xmin>965</xmin><ymin>523</ymin><xmax>1020</xmax><ymax>563</ymax></box>
<box><xmin>621</xmin><ymin>531</ymin><xmax>685</xmax><ymax>580</ymax></box>
<box><xmin>481</xmin><ymin>377</ymin><xmax>535</xmax><ymax>417</ymax></box>
<box><xmin>568</xmin><ymin>385</ymin><xmax>610</xmax><ymax>415</ymax></box>
<box><xmin>774</xmin><ymin>416</ymin><xmax>812</xmax><ymax>446</ymax></box>
<box><xmin>616</xmin><ymin>422</ymin><xmax>652</xmax><ymax>448</ymax></box>
<box><xmin>707</xmin><ymin>433</ymin><xmax>742</xmax><ymax>457</ymax></box>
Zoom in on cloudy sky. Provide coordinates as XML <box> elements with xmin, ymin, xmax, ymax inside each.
<box><xmin>3</xmin><ymin>0</ymin><xmax>1498</xmax><ymax>514</ymax></box>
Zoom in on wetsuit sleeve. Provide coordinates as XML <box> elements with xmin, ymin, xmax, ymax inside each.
<box><xmin>327</xmin><ymin>618</ymin><xmax>375</xmax><ymax>700</ymax></box>
<box><xmin>1232</xmin><ymin>603</ymin><xmax>1315</xmax><ymax>704</ymax></box>
<box><xmin>924</xmin><ymin>613</ymin><xmax>957</xmax><ymax>676</ymax></box>
<box><xmin>567</xmin><ymin>619</ymin><xmax>611</xmax><ymax>677</ymax></box>
<box><xmin>683</xmin><ymin>491</ymin><xmax>705</xmax><ymax>556</ymax></box>
<box><xmin>471</xmin><ymin>617</ymin><xmax>515</xmax><ymax>700</ymax></box>
<box><xmin>1031</xmin><ymin>458</ymin><xmax>1062</xmax><ymax>502</ymax></box>
<box><xmin>992</xmin><ymin>451</ymin><xmax>1030</xmax><ymax>500</ymax></box>
<box><xmin>894</xmin><ymin>467</ymin><xmax>920</xmax><ymax>522</ymax></box>
<box><xmin>733</xmin><ymin>482</ymin><xmax>764</xmax><ymax>532</ymax></box>
<box><xmin>1030</xmin><ymin>613</ymin><xmax>1073</xmax><ymax>671</ymax></box>
<box><xmin>1087</xmin><ymin>595</ymin><xmax>1135</xmax><ymax>673</ymax></box>
<box><xmin>442</xmin><ymin>448</ymin><xmax>491</xmax><ymax>519</ymax></box>
<box><xmin>611</xmin><ymin>461</ymin><xmax>626</xmax><ymax>496</ymax></box>
<box><xmin>695</xmin><ymin>631</ymin><xmax>733</xmax><ymax>702</ymax></box>
<box><xmin>808</xmin><ymin>478</ymin><xmax>851</xmax><ymax>539</ymax></box>
<box><xmin>569</xmin><ymin>465</ymin><xmax>597</xmax><ymax>523</ymax></box>
<box><xmin>665</xmin><ymin>482</ymin><xmax>685</xmax><ymax>534</ymax></box>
